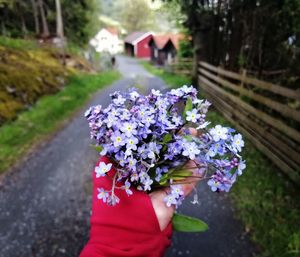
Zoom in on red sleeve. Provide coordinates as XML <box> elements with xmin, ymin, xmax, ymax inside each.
<box><xmin>79</xmin><ymin>156</ymin><xmax>172</xmax><ymax>257</ymax></box>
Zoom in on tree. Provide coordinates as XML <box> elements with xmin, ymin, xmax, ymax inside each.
<box><xmin>30</xmin><ymin>0</ymin><xmax>40</xmax><ymax>35</ymax></box>
<box><xmin>37</xmin><ymin>0</ymin><xmax>49</xmax><ymax>37</ymax></box>
<box><xmin>0</xmin><ymin>0</ymin><xmax>101</xmax><ymax>45</ymax></box>
<box><xmin>55</xmin><ymin>0</ymin><xmax>63</xmax><ymax>38</ymax></box>
<box><xmin>120</xmin><ymin>0</ymin><xmax>156</xmax><ymax>32</ymax></box>
<box><xmin>166</xmin><ymin>0</ymin><xmax>300</xmax><ymax>88</ymax></box>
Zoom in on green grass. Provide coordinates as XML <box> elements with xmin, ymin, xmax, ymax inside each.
<box><xmin>0</xmin><ymin>71</ymin><xmax>120</xmax><ymax>174</ymax></box>
<box><xmin>141</xmin><ymin>61</ymin><xmax>191</xmax><ymax>87</ymax></box>
<box><xmin>144</xmin><ymin>63</ymin><xmax>300</xmax><ymax>257</ymax></box>
<box><xmin>0</xmin><ymin>36</ymin><xmax>38</xmax><ymax>50</ymax></box>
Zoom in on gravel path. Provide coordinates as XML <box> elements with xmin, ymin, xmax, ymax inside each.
<box><xmin>0</xmin><ymin>56</ymin><xmax>256</xmax><ymax>257</ymax></box>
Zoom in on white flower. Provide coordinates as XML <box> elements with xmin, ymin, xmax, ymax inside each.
<box><xmin>232</xmin><ymin>134</ymin><xmax>245</xmax><ymax>152</ymax></box>
<box><xmin>113</xmin><ymin>95</ymin><xmax>126</xmax><ymax>105</ymax></box>
<box><xmin>196</xmin><ymin>121</ymin><xmax>211</xmax><ymax>129</ymax></box>
<box><xmin>237</xmin><ymin>160</ymin><xmax>246</xmax><ymax>175</ymax></box>
<box><xmin>182</xmin><ymin>142</ymin><xmax>200</xmax><ymax>160</ymax></box>
<box><xmin>151</xmin><ymin>89</ymin><xmax>162</xmax><ymax>96</ymax></box>
<box><xmin>95</xmin><ymin>162</ymin><xmax>112</xmax><ymax>178</ymax></box>
<box><xmin>186</xmin><ymin>109</ymin><xmax>200</xmax><ymax>123</ymax></box>
<box><xmin>130</xmin><ymin>91</ymin><xmax>139</xmax><ymax>100</ymax></box>
<box><xmin>210</xmin><ymin>125</ymin><xmax>228</xmax><ymax>142</ymax></box>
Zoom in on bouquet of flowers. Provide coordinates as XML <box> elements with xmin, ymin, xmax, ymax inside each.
<box><xmin>85</xmin><ymin>85</ymin><xmax>245</xmax><ymax>231</ymax></box>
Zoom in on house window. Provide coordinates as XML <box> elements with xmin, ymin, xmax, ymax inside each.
<box><xmin>154</xmin><ymin>49</ymin><xmax>158</xmax><ymax>58</ymax></box>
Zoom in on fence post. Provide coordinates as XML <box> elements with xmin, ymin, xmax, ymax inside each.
<box><xmin>240</xmin><ymin>69</ymin><xmax>247</xmax><ymax>96</ymax></box>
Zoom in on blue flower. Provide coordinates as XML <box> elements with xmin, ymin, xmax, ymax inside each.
<box><xmin>209</xmin><ymin>125</ymin><xmax>229</xmax><ymax>141</ymax></box>
<box><xmin>232</xmin><ymin>134</ymin><xmax>245</xmax><ymax>152</ymax></box>
<box><xmin>111</xmin><ymin>131</ymin><xmax>126</xmax><ymax>147</ymax></box>
<box><xmin>124</xmin><ymin>180</ymin><xmax>133</xmax><ymax>195</ymax></box>
<box><xmin>186</xmin><ymin>109</ymin><xmax>201</xmax><ymax>123</ymax></box>
<box><xmin>97</xmin><ymin>188</ymin><xmax>109</xmax><ymax>202</ymax></box>
<box><xmin>95</xmin><ymin>162</ymin><xmax>112</xmax><ymax>178</ymax></box>
<box><xmin>121</xmin><ymin>122</ymin><xmax>137</xmax><ymax>137</ymax></box>
<box><xmin>113</xmin><ymin>95</ymin><xmax>126</xmax><ymax>105</ymax></box>
<box><xmin>164</xmin><ymin>194</ymin><xmax>177</xmax><ymax>207</ymax></box>
<box><xmin>182</xmin><ymin>142</ymin><xmax>200</xmax><ymax>160</ymax></box>
<box><xmin>125</xmin><ymin>136</ymin><xmax>139</xmax><ymax>151</ymax></box>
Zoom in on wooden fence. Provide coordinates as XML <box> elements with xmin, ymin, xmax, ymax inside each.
<box><xmin>198</xmin><ymin>61</ymin><xmax>300</xmax><ymax>185</ymax></box>
<box><xmin>168</xmin><ymin>58</ymin><xmax>193</xmax><ymax>77</ymax></box>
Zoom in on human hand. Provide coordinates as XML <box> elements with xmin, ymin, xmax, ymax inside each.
<box><xmin>150</xmin><ymin>128</ymin><xmax>201</xmax><ymax>231</ymax></box>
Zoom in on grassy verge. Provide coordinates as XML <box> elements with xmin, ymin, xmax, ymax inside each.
<box><xmin>0</xmin><ymin>71</ymin><xmax>120</xmax><ymax>174</ymax></box>
<box><xmin>142</xmin><ymin>63</ymin><xmax>300</xmax><ymax>257</ymax></box>
<box><xmin>141</xmin><ymin>61</ymin><xmax>190</xmax><ymax>87</ymax></box>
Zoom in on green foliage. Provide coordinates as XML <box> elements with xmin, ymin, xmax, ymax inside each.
<box><xmin>119</xmin><ymin>0</ymin><xmax>156</xmax><ymax>33</ymax></box>
<box><xmin>170</xmin><ymin>0</ymin><xmax>300</xmax><ymax>88</ymax></box>
<box><xmin>62</xmin><ymin>0</ymin><xmax>100</xmax><ymax>45</ymax></box>
<box><xmin>0</xmin><ymin>36</ymin><xmax>37</xmax><ymax>49</ymax></box>
<box><xmin>145</xmin><ymin>60</ymin><xmax>300</xmax><ymax>257</ymax></box>
<box><xmin>0</xmin><ymin>0</ymin><xmax>100</xmax><ymax>46</ymax></box>
<box><xmin>172</xmin><ymin>213</ymin><xmax>209</xmax><ymax>232</ymax></box>
<box><xmin>141</xmin><ymin>61</ymin><xmax>191</xmax><ymax>88</ymax></box>
<box><xmin>183</xmin><ymin>97</ymin><xmax>193</xmax><ymax>121</ymax></box>
<box><xmin>207</xmin><ymin>110</ymin><xmax>300</xmax><ymax>257</ymax></box>
<box><xmin>178</xmin><ymin>38</ymin><xmax>193</xmax><ymax>58</ymax></box>
<box><xmin>0</xmin><ymin>71</ymin><xmax>120</xmax><ymax>174</ymax></box>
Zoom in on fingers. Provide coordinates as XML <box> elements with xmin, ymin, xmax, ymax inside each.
<box><xmin>189</xmin><ymin>127</ymin><xmax>197</xmax><ymax>137</ymax></box>
<box><xmin>149</xmin><ymin>190</ymin><xmax>175</xmax><ymax>231</ymax></box>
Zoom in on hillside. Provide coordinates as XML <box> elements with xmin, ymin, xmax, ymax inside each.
<box><xmin>0</xmin><ymin>37</ymin><xmax>91</xmax><ymax>126</ymax></box>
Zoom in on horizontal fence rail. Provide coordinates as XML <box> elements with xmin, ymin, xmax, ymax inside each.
<box><xmin>168</xmin><ymin>58</ymin><xmax>193</xmax><ymax>77</ymax></box>
<box><xmin>198</xmin><ymin>61</ymin><xmax>300</xmax><ymax>185</ymax></box>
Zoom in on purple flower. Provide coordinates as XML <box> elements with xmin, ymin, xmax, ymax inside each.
<box><xmin>164</xmin><ymin>194</ymin><xmax>177</xmax><ymax>207</ymax></box>
<box><xmin>127</xmin><ymin>157</ymin><xmax>137</xmax><ymax>171</ymax></box>
<box><xmin>143</xmin><ymin>177</ymin><xmax>153</xmax><ymax>191</ymax></box>
<box><xmin>111</xmin><ymin>131</ymin><xmax>126</xmax><ymax>147</ymax></box>
<box><xmin>120</xmin><ymin>122</ymin><xmax>137</xmax><ymax>137</ymax></box>
<box><xmin>130</xmin><ymin>172</ymin><xmax>139</xmax><ymax>182</ymax></box>
<box><xmin>170</xmin><ymin>185</ymin><xmax>184</xmax><ymax>198</ymax></box>
<box><xmin>97</xmin><ymin>188</ymin><xmax>109</xmax><ymax>202</ymax></box>
<box><xmin>108</xmin><ymin>194</ymin><xmax>120</xmax><ymax>206</ymax></box>
<box><xmin>123</xmin><ymin>180</ymin><xmax>133</xmax><ymax>195</ymax></box>
<box><xmin>86</xmin><ymin>85</ymin><xmax>246</xmax><ymax>207</ymax></box>
<box><xmin>125</xmin><ymin>136</ymin><xmax>139</xmax><ymax>151</ymax></box>
<box><xmin>113</xmin><ymin>95</ymin><xmax>126</xmax><ymax>105</ymax></box>
<box><xmin>138</xmin><ymin>145</ymin><xmax>148</xmax><ymax>159</ymax></box>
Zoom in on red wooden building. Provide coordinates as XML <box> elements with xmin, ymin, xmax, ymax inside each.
<box><xmin>124</xmin><ymin>32</ymin><xmax>152</xmax><ymax>59</ymax></box>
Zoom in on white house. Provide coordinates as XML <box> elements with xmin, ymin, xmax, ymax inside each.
<box><xmin>90</xmin><ymin>28</ymin><xmax>123</xmax><ymax>54</ymax></box>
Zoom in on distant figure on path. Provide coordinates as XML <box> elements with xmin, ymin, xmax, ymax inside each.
<box><xmin>111</xmin><ymin>55</ymin><xmax>116</xmax><ymax>67</ymax></box>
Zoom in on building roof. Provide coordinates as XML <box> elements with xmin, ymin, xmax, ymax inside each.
<box><xmin>150</xmin><ymin>34</ymin><xmax>184</xmax><ymax>50</ymax></box>
<box><xmin>124</xmin><ymin>32</ymin><xmax>152</xmax><ymax>45</ymax></box>
<box><xmin>106</xmin><ymin>27</ymin><xmax>118</xmax><ymax>36</ymax></box>
<box><xmin>169</xmin><ymin>34</ymin><xmax>185</xmax><ymax>50</ymax></box>
<box><xmin>151</xmin><ymin>35</ymin><xmax>171</xmax><ymax>50</ymax></box>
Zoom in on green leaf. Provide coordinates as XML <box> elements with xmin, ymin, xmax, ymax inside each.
<box><xmin>183</xmin><ymin>97</ymin><xmax>193</xmax><ymax>121</ymax></box>
<box><xmin>182</xmin><ymin>135</ymin><xmax>193</xmax><ymax>141</ymax></box>
<box><xmin>171</xmin><ymin>170</ymin><xmax>193</xmax><ymax>181</ymax></box>
<box><xmin>90</xmin><ymin>144</ymin><xmax>103</xmax><ymax>152</ymax></box>
<box><xmin>172</xmin><ymin>213</ymin><xmax>209</xmax><ymax>232</ymax></box>
<box><xmin>158</xmin><ymin>173</ymin><xmax>169</xmax><ymax>185</ymax></box>
<box><xmin>163</xmin><ymin>133</ymin><xmax>172</xmax><ymax>143</ymax></box>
